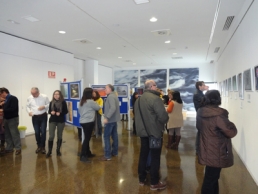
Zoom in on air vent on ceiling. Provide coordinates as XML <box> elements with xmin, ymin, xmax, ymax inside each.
<box><xmin>73</xmin><ymin>39</ymin><xmax>92</xmax><ymax>44</ymax></box>
<box><xmin>210</xmin><ymin>60</ymin><xmax>214</xmax><ymax>64</ymax></box>
<box><xmin>223</xmin><ymin>16</ymin><xmax>234</xmax><ymax>31</ymax></box>
<box><xmin>125</xmin><ymin>60</ymin><xmax>133</xmax><ymax>62</ymax></box>
<box><xmin>214</xmin><ymin>47</ymin><xmax>220</xmax><ymax>53</ymax></box>
<box><xmin>171</xmin><ymin>57</ymin><xmax>183</xmax><ymax>59</ymax></box>
<box><xmin>151</xmin><ymin>29</ymin><xmax>171</xmax><ymax>36</ymax></box>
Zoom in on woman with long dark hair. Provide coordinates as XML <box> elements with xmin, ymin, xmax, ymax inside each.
<box><xmin>166</xmin><ymin>91</ymin><xmax>183</xmax><ymax>150</ymax></box>
<box><xmin>92</xmin><ymin>90</ymin><xmax>103</xmax><ymax>137</ymax></box>
<box><xmin>79</xmin><ymin>87</ymin><xmax>101</xmax><ymax>163</ymax></box>
<box><xmin>197</xmin><ymin>90</ymin><xmax>237</xmax><ymax>193</ymax></box>
<box><xmin>132</xmin><ymin>92</ymin><xmax>138</xmax><ymax>135</ymax></box>
<box><xmin>46</xmin><ymin>90</ymin><xmax>68</xmax><ymax>158</ymax></box>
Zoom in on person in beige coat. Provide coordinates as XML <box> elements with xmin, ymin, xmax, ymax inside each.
<box><xmin>166</xmin><ymin>91</ymin><xmax>183</xmax><ymax>150</ymax></box>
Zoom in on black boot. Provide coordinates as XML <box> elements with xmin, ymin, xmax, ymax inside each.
<box><xmin>77</xmin><ymin>127</ymin><xmax>82</xmax><ymax>141</ymax></box>
<box><xmin>46</xmin><ymin>140</ymin><xmax>53</xmax><ymax>158</ymax></box>
<box><xmin>125</xmin><ymin>114</ymin><xmax>128</xmax><ymax>121</ymax></box>
<box><xmin>80</xmin><ymin>155</ymin><xmax>91</xmax><ymax>163</ymax></box>
<box><xmin>56</xmin><ymin>139</ymin><xmax>62</xmax><ymax>156</ymax></box>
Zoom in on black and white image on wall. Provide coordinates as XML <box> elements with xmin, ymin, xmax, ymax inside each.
<box><xmin>232</xmin><ymin>75</ymin><xmax>238</xmax><ymax>91</ymax></box>
<box><xmin>169</xmin><ymin>68</ymin><xmax>199</xmax><ymax>111</ymax></box>
<box><xmin>243</xmin><ymin>68</ymin><xmax>253</xmax><ymax>91</ymax></box>
<box><xmin>254</xmin><ymin>66</ymin><xmax>258</xmax><ymax>90</ymax></box>
<box><xmin>237</xmin><ymin>73</ymin><xmax>244</xmax><ymax>99</ymax></box>
<box><xmin>114</xmin><ymin>70</ymin><xmax>138</xmax><ymax>88</ymax></box>
<box><xmin>140</xmin><ymin>69</ymin><xmax>167</xmax><ymax>91</ymax></box>
<box><xmin>228</xmin><ymin>77</ymin><xmax>232</xmax><ymax>92</ymax></box>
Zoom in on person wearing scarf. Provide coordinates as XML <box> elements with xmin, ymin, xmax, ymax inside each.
<box><xmin>46</xmin><ymin>90</ymin><xmax>68</xmax><ymax>158</ymax></box>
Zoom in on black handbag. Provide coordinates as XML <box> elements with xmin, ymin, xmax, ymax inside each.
<box><xmin>138</xmin><ymin>98</ymin><xmax>162</xmax><ymax>149</ymax></box>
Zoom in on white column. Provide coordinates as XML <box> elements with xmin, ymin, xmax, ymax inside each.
<box><xmin>84</xmin><ymin>59</ymin><xmax>99</xmax><ymax>87</ymax></box>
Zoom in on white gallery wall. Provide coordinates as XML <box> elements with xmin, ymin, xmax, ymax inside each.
<box><xmin>215</xmin><ymin>0</ymin><xmax>258</xmax><ymax>185</ymax></box>
<box><xmin>0</xmin><ymin>33</ymin><xmax>74</xmax><ymax>134</ymax></box>
<box><xmin>98</xmin><ymin>65</ymin><xmax>113</xmax><ymax>85</ymax></box>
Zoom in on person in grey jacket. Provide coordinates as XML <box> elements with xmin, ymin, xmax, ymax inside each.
<box><xmin>79</xmin><ymin>87</ymin><xmax>101</xmax><ymax>163</ymax></box>
<box><xmin>134</xmin><ymin>80</ymin><xmax>169</xmax><ymax>191</ymax></box>
<box><xmin>100</xmin><ymin>84</ymin><xmax>120</xmax><ymax>161</ymax></box>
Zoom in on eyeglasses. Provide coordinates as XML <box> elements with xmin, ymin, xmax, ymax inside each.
<box><xmin>152</xmin><ymin>85</ymin><xmax>157</xmax><ymax>87</ymax></box>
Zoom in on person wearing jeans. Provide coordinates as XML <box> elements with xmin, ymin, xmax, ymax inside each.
<box><xmin>100</xmin><ymin>84</ymin><xmax>120</xmax><ymax>161</ymax></box>
<box><xmin>79</xmin><ymin>87</ymin><xmax>101</xmax><ymax>163</ymax></box>
<box><xmin>134</xmin><ymin>80</ymin><xmax>169</xmax><ymax>190</ymax></box>
<box><xmin>26</xmin><ymin>87</ymin><xmax>49</xmax><ymax>154</ymax></box>
<box><xmin>46</xmin><ymin>90</ymin><xmax>68</xmax><ymax>158</ymax></box>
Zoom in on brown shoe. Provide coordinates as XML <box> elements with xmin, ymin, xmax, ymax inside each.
<box><xmin>41</xmin><ymin>147</ymin><xmax>46</xmax><ymax>154</ymax></box>
<box><xmin>35</xmin><ymin>147</ymin><xmax>41</xmax><ymax>154</ymax></box>
<box><xmin>0</xmin><ymin>146</ymin><xmax>5</xmax><ymax>154</ymax></box>
<box><xmin>15</xmin><ymin>150</ymin><xmax>21</xmax><ymax>155</ymax></box>
<box><xmin>150</xmin><ymin>181</ymin><xmax>167</xmax><ymax>190</ymax></box>
<box><xmin>99</xmin><ymin>156</ymin><xmax>111</xmax><ymax>161</ymax></box>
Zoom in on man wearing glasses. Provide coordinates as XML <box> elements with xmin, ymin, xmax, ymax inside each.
<box><xmin>26</xmin><ymin>87</ymin><xmax>49</xmax><ymax>154</ymax></box>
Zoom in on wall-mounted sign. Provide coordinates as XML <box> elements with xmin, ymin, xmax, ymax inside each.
<box><xmin>48</xmin><ymin>71</ymin><xmax>56</xmax><ymax>78</ymax></box>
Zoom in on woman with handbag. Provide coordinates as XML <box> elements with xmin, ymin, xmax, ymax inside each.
<box><xmin>46</xmin><ymin>90</ymin><xmax>68</xmax><ymax>158</ymax></box>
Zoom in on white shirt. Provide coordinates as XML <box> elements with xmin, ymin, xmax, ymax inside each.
<box><xmin>26</xmin><ymin>93</ymin><xmax>50</xmax><ymax>115</ymax></box>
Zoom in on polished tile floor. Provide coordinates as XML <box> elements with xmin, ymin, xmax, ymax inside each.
<box><xmin>1</xmin><ymin>118</ymin><xmax>258</xmax><ymax>194</ymax></box>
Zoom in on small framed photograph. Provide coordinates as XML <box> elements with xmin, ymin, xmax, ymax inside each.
<box><xmin>237</xmin><ymin>73</ymin><xmax>244</xmax><ymax>99</ymax></box>
<box><xmin>224</xmin><ymin>79</ymin><xmax>228</xmax><ymax>96</ymax></box>
<box><xmin>70</xmin><ymin>83</ymin><xmax>80</xmax><ymax>99</ymax></box>
<box><xmin>254</xmin><ymin>65</ymin><xmax>258</xmax><ymax>90</ymax></box>
<box><xmin>232</xmin><ymin>75</ymin><xmax>238</xmax><ymax>91</ymax></box>
<box><xmin>60</xmin><ymin>83</ymin><xmax>68</xmax><ymax>99</ymax></box>
<box><xmin>114</xmin><ymin>85</ymin><xmax>128</xmax><ymax>97</ymax></box>
<box><xmin>92</xmin><ymin>85</ymin><xmax>107</xmax><ymax>97</ymax></box>
<box><xmin>66</xmin><ymin>101</ymin><xmax>73</xmax><ymax>123</ymax></box>
<box><xmin>228</xmin><ymin>77</ymin><xmax>232</xmax><ymax>92</ymax></box>
<box><xmin>243</xmin><ymin>68</ymin><xmax>253</xmax><ymax>91</ymax></box>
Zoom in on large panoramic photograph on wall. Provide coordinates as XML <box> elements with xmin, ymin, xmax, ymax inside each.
<box><xmin>140</xmin><ymin>69</ymin><xmax>167</xmax><ymax>91</ymax></box>
<box><xmin>169</xmin><ymin>68</ymin><xmax>199</xmax><ymax>111</ymax></box>
<box><xmin>114</xmin><ymin>70</ymin><xmax>138</xmax><ymax>88</ymax></box>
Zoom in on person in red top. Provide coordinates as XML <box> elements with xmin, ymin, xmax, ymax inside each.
<box><xmin>166</xmin><ymin>91</ymin><xmax>183</xmax><ymax>150</ymax></box>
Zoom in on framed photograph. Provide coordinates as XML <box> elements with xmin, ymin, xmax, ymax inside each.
<box><xmin>114</xmin><ymin>85</ymin><xmax>128</xmax><ymax>97</ymax></box>
<box><xmin>232</xmin><ymin>75</ymin><xmax>238</xmax><ymax>91</ymax></box>
<box><xmin>254</xmin><ymin>65</ymin><xmax>258</xmax><ymax>90</ymax></box>
<box><xmin>92</xmin><ymin>85</ymin><xmax>107</xmax><ymax>97</ymax></box>
<box><xmin>66</xmin><ymin>101</ymin><xmax>73</xmax><ymax>123</ymax></box>
<box><xmin>60</xmin><ymin>83</ymin><xmax>68</xmax><ymax>99</ymax></box>
<box><xmin>224</xmin><ymin>79</ymin><xmax>228</xmax><ymax>96</ymax></box>
<box><xmin>70</xmin><ymin>83</ymin><xmax>80</xmax><ymax>99</ymax></box>
<box><xmin>237</xmin><ymin>73</ymin><xmax>244</xmax><ymax>99</ymax></box>
<box><xmin>228</xmin><ymin>77</ymin><xmax>232</xmax><ymax>92</ymax></box>
<box><xmin>243</xmin><ymin>68</ymin><xmax>253</xmax><ymax>91</ymax></box>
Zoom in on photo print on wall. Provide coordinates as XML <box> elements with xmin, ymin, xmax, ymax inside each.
<box><xmin>228</xmin><ymin>77</ymin><xmax>232</xmax><ymax>92</ymax></box>
<box><xmin>232</xmin><ymin>75</ymin><xmax>238</xmax><ymax>91</ymax></box>
<box><xmin>70</xmin><ymin>83</ymin><xmax>80</xmax><ymax>99</ymax></box>
<box><xmin>140</xmin><ymin>69</ymin><xmax>167</xmax><ymax>91</ymax></box>
<box><xmin>243</xmin><ymin>68</ymin><xmax>253</xmax><ymax>91</ymax></box>
<box><xmin>254</xmin><ymin>65</ymin><xmax>258</xmax><ymax>90</ymax></box>
<box><xmin>114</xmin><ymin>70</ymin><xmax>139</xmax><ymax>88</ymax></box>
<box><xmin>60</xmin><ymin>84</ymin><xmax>68</xmax><ymax>99</ymax></box>
<box><xmin>169</xmin><ymin>68</ymin><xmax>199</xmax><ymax>111</ymax></box>
<box><xmin>237</xmin><ymin>72</ymin><xmax>244</xmax><ymax>99</ymax></box>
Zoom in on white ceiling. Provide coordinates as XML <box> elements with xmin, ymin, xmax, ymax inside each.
<box><xmin>0</xmin><ymin>0</ymin><xmax>248</xmax><ymax>67</ymax></box>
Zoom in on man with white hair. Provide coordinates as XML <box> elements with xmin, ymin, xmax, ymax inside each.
<box><xmin>26</xmin><ymin>87</ymin><xmax>49</xmax><ymax>154</ymax></box>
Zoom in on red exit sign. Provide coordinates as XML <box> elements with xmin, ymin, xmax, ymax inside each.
<box><xmin>48</xmin><ymin>71</ymin><xmax>56</xmax><ymax>78</ymax></box>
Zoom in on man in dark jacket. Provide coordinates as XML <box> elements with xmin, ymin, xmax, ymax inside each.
<box><xmin>134</xmin><ymin>80</ymin><xmax>169</xmax><ymax>191</ymax></box>
<box><xmin>193</xmin><ymin>81</ymin><xmax>206</xmax><ymax>154</ymax></box>
<box><xmin>0</xmin><ymin>87</ymin><xmax>21</xmax><ymax>155</ymax></box>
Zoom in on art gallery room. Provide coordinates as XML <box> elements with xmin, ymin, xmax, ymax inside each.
<box><xmin>1</xmin><ymin>0</ymin><xmax>258</xmax><ymax>193</ymax></box>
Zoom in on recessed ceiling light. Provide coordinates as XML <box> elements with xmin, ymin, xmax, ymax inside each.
<box><xmin>173</xmin><ymin>53</ymin><xmax>177</xmax><ymax>55</ymax></box>
<box><xmin>96</xmin><ymin>47</ymin><xmax>102</xmax><ymax>49</ymax></box>
<box><xmin>59</xmin><ymin>31</ymin><xmax>66</xmax><ymax>34</ymax></box>
<box><xmin>22</xmin><ymin>15</ymin><xmax>39</xmax><ymax>22</ymax></box>
<box><xmin>118</xmin><ymin>57</ymin><xmax>122</xmax><ymax>59</ymax></box>
<box><xmin>7</xmin><ymin>20</ymin><xmax>19</xmax><ymax>24</ymax></box>
<box><xmin>150</xmin><ymin>17</ymin><xmax>158</xmax><ymax>22</ymax></box>
<box><xmin>133</xmin><ymin>63</ymin><xmax>136</xmax><ymax>65</ymax></box>
<box><xmin>134</xmin><ymin>0</ymin><xmax>150</xmax><ymax>5</ymax></box>
<box><xmin>165</xmin><ymin>40</ymin><xmax>170</xmax><ymax>44</ymax></box>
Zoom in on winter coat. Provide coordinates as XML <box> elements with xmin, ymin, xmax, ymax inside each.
<box><xmin>193</xmin><ymin>90</ymin><xmax>204</xmax><ymax>111</ymax></box>
<box><xmin>197</xmin><ymin>105</ymin><xmax>237</xmax><ymax>168</ymax></box>
<box><xmin>134</xmin><ymin>90</ymin><xmax>169</xmax><ymax>138</ymax></box>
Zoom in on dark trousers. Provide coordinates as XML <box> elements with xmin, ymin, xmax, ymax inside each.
<box><xmin>96</xmin><ymin>112</ymin><xmax>102</xmax><ymax>136</ymax></box>
<box><xmin>201</xmin><ymin>166</ymin><xmax>222</xmax><ymax>194</ymax></box>
<box><xmin>32</xmin><ymin>114</ymin><xmax>47</xmax><ymax>148</ymax></box>
<box><xmin>138</xmin><ymin>137</ymin><xmax>162</xmax><ymax>185</ymax></box>
<box><xmin>80</xmin><ymin>122</ymin><xmax>94</xmax><ymax>157</ymax></box>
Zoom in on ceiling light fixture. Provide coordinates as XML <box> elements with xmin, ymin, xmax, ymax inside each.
<box><xmin>96</xmin><ymin>47</ymin><xmax>102</xmax><ymax>49</ymax></box>
<box><xmin>134</xmin><ymin>0</ymin><xmax>150</xmax><ymax>5</ymax></box>
<box><xmin>150</xmin><ymin>17</ymin><xmax>157</xmax><ymax>22</ymax></box>
<box><xmin>59</xmin><ymin>31</ymin><xmax>66</xmax><ymax>34</ymax></box>
<box><xmin>165</xmin><ymin>40</ymin><xmax>170</xmax><ymax>44</ymax></box>
<box><xmin>7</xmin><ymin>20</ymin><xmax>19</xmax><ymax>24</ymax></box>
<box><xmin>118</xmin><ymin>57</ymin><xmax>122</xmax><ymax>59</ymax></box>
<box><xmin>173</xmin><ymin>53</ymin><xmax>177</xmax><ymax>55</ymax></box>
<box><xmin>22</xmin><ymin>15</ymin><xmax>40</xmax><ymax>22</ymax></box>
<box><xmin>133</xmin><ymin>63</ymin><xmax>136</xmax><ymax>65</ymax></box>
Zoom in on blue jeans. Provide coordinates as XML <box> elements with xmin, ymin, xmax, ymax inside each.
<box><xmin>32</xmin><ymin>113</ymin><xmax>47</xmax><ymax>148</ymax></box>
<box><xmin>104</xmin><ymin>122</ymin><xmax>118</xmax><ymax>158</ymax></box>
